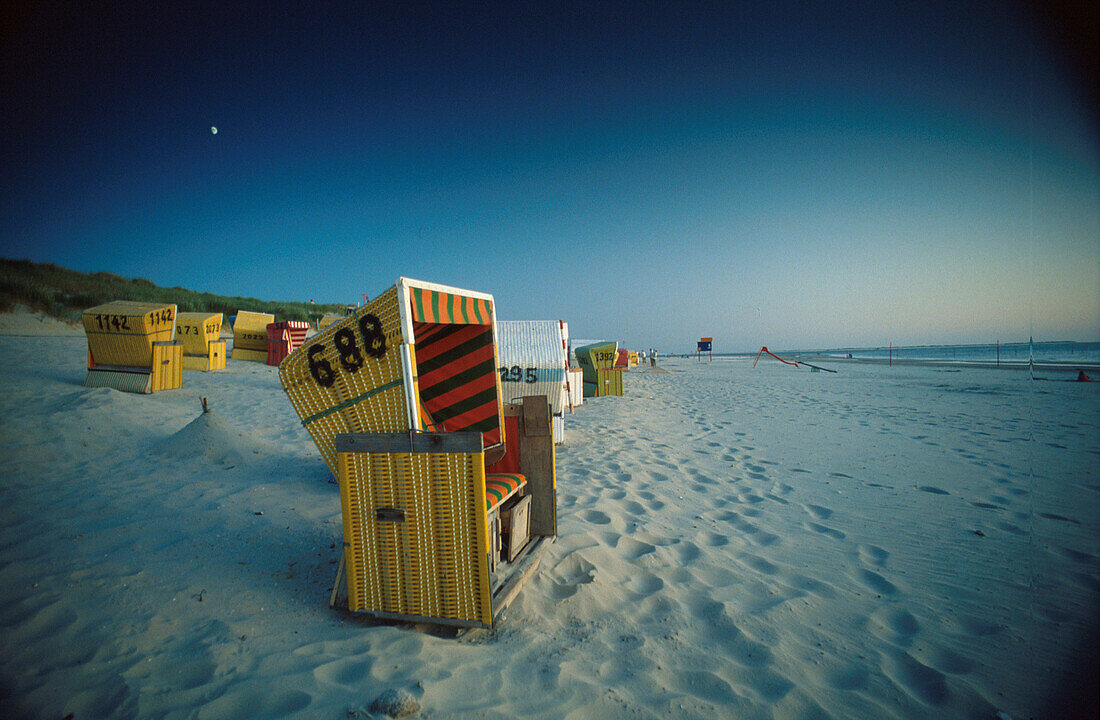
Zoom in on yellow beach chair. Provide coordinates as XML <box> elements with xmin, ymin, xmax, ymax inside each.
<box><xmin>82</xmin><ymin>300</ymin><xmax>182</xmax><ymax>393</ymax></box>
<box><xmin>318</xmin><ymin>313</ymin><xmax>344</xmax><ymax>331</ymax></box>
<box><xmin>231</xmin><ymin>310</ymin><xmax>274</xmax><ymax>361</ymax></box>
<box><xmin>279</xmin><ymin>278</ymin><xmax>557</xmax><ymax>629</ymax></box>
<box><xmin>176</xmin><ymin>312</ymin><xmax>226</xmax><ymax>371</ymax></box>
<box><xmin>575</xmin><ymin>341</ymin><xmax>623</xmax><ymax>397</ymax></box>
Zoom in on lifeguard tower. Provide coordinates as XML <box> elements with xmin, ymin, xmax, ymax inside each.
<box><xmin>575</xmin><ymin>341</ymin><xmax>622</xmax><ymax>397</ymax></box>
<box><xmin>175</xmin><ymin>312</ymin><xmax>226</xmax><ymax>371</ymax></box>
<box><xmin>278</xmin><ymin>278</ymin><xmax>556</xmax><ymax>629</ymax></box>
<box><xmin>82</xmin><ymin>301</ymin><xmax>182</xmax><ymax>393</ymax></box>
<box><xmin>697</xmin><ymin>337</ymin><xmax>713</xmax><ymax>361</ymax></box>
<box><xmin>231</xmin><ymin>310</ymin><xmax>274</xmax><ymax>362</ymax></box>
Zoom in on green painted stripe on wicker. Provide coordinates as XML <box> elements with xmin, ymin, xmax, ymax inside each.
<box><xmin>485</xmin><ymin>473</ymin><xmax>526</xmax><ymax>512</ymax></box>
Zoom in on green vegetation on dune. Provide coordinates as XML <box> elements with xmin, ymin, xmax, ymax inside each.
<box><xmin>0</xmin><ymin>258</ymin><xmax>346</xmax><ymax>324</ymax></box>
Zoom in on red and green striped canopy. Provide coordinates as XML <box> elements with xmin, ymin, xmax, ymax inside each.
<box><xmin>409</xmin><ymin>286</ymin><xmax>493</xmax><ymax>325</ymax></box>
<box><xmin>411</xmin><ymin>287</ymin><xmax>502</xmax><ymax>447</ymax></box>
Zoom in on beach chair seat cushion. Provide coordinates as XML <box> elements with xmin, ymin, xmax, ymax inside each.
<box><xmin>485</xmin><ymin>473</ymin><xmax>526</xmax><ymax>512</ymax></box>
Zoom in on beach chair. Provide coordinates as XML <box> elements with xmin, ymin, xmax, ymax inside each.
<box><xmin>496</xmin><ymin>320</ymin><xmax>572</xmax><ymax>444</ymax></box>
<box><xmin>231</xmin><ymin>310</ymin><xmax>274</xmax><ymax>361</ymax></box>
<box><xmin>278</xmin><ymin>278</ymin><xmax>557</xmax><ymax>629</ymax></box>
<box><xmin>318</xmin><ymin>313</ymin><xmax>344</xmax><ymax>332</ymax></box>
<box><xmin>575</xmin><ymin>341</ymin><xmax>623</xmax><ymax>397</ymax></box>
<box><xmin>266</xmin><ymin>320</ymin><xmax>310</xmax><ymax>366</ymax></box>
<box><xmin>82</xmin><ymin>301</ymin><xmax>182</xmax><ymax>393</ymax></box>
<box><xmin>175</xmin><ymin>312</ymin><xmax>226</xmax><ymax>371</ymax></box>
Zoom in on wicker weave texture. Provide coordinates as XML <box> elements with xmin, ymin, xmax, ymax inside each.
<box><xmin>338</xmin><ymin>449</ymin><xmax>491</xmax><ymax>626</ymax></box>
<box><xmin>82</xmin><ymin>300</ymin><xmax>177</xmax><ymax>367</ymax></box>
<box><xmin>175</xmin><ymin>312</ymin><xmax>223</xmax><ymax>355</ymax></box>
<box><xmin>232</xmin><ymin>310</ymin><xmax>274</xmax><ymax>360</ymax></box>
<box><xmin>280</xmin><ymin>286</ymin><xmax>409</xmax><ymax>477</ymax></box>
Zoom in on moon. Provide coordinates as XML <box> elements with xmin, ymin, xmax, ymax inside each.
<box><xmin>211</xmin><ymin>126</ymin><xmax>218</xmax><ymax>135</ymax></box>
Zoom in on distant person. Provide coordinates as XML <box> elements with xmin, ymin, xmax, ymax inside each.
<box><xmin>651</xmin><ymin>349</ymin><xmax>657</xmax><ymax>367</ymax></box>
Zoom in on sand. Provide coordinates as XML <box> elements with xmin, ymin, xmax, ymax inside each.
<box><xmin>1</xmin><ymin>319</ymin><xmax>1097</xmax><ymax>719</ymax></box>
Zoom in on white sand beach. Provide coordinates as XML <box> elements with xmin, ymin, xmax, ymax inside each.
<box><xmin>1</xmin><ymin>320</ymin><xmax>1098</xmax><ymax>719</ymax></box>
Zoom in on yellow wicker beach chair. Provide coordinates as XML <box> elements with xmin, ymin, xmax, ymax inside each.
<box><xmin>279</xmin><ymin>278</ymin><xmax>556</xmax><ymax>628</ymax></box>
<box><xmin>231</xmin><ymin>310</ymin><xmax>274</xmax><ymax>361</ymax></box>
<box><xmin>176</xmin><ymin>312</ymin><xmax>226</xmax><ymax>371</ymax></box>
<box><xmin>575</xmin><ymin>341</ymin><xmax>623</xmax><ymax>397</ymax></box>
<box><xmin>82</xmin><ymin>301</ymin><xmax>182</xmax><ymax>393</ymax></box>
<box><xmin>318</xmin><ymin>313</ymin><xmax>344</xmax><ymax>331</ymax></box>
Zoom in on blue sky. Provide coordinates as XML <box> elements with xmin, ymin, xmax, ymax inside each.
<box><xmin>3</xmin><ymin>1</ymin><xmax>1097</xmax><ymax>352</ymax></box>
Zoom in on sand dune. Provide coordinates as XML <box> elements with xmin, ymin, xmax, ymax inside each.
<box><xmin>1</xmin><ymin>330</ymin><xmax>1097</xmax><ymax>719</ymax></box>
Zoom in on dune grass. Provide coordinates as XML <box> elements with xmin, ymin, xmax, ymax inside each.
<box><xmin>0</xmin><ymin>258</ymin><xmax>345</xmax><ymax>324</ymax></box>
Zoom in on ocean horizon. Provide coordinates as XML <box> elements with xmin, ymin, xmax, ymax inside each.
<box><xmin>715</xmin><ymin>340</ymin><xmax>1100</xmax><ymax>366</ymax></box>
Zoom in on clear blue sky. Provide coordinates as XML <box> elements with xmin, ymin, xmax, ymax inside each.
<box><xmin>3</xmin><ymin>1</ymin><xmax>1097</xmax><ymax>352</ymax></box>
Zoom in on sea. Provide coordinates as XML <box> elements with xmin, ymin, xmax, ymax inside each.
<box><xmin>822</xmin><ymin>341</ymin><xmax>1100</xmax><ymax>365</ymax></box>
<box><xmin>717</xmin><ymin>341</ymin><xmax>1100</xmax><ymax>366</ymax></box>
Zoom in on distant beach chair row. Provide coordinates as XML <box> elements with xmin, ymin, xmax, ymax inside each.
<box><xmin>81</xmin><ymin>301</ymin><xmax>328</xmax><ymax>393</ymax></box>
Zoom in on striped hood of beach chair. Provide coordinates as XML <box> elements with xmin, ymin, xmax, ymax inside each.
<box><xmin>410</xmin><ymin>286</ymin><xmax>501</xmax><ymax>446</ymax></box>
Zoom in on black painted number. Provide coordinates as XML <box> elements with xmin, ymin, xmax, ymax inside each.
<box><xmin>359</xmin><ymin>315</ymin><xmax>386</xmax><ymax>358</ymax></box>
<box><xmin>334</xmin><ymin>328</ymin><xmax>364</xmax><ymax>373</ymax></box>
<box><xmin>498</xmin><ymin>365</ymin><xmax>538</xmax><ymax>384</ymax></box>
<box><xmin>307</xmin><ymin>344</ymin><xmax>335</xmax><ymax>387</ymax></box>
<box><xmin>305</xmin><ymin>313</ymin><xmax>386</xmax><ymax>387</ymax></box>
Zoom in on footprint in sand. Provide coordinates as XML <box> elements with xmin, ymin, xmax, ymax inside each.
<box><xmin>670</xmin><ymin>670</ymin><xmax>738</xmax><ymax>704</ymax></box>
<box><xmin>881</xmin><ymin>649</ymin><xmax>949</xmax><ymax>707</ymax></box>
<box><xmin>695</xmin><ymin>530</ymin><xmax>730</xmax><ymax>547</ymax></box>
<box><xmin>741</xmin><ymin>553</ymin><xmax>780</xmax><ymax>576</ymax></box>
<box><xmin>857</xmin><ymin>544</ymin><xmax>889</xmax><ymax>567</ymax></box>
<box><xmin>313</xmin><ymin>657</ymin><xmax>374</xmax><ymax>687</ymax></box>
<box><xmin>785</xmin><ymin>573</ymin><xmax>836</xmax><ymax>598</ymax></box>
<box><xmin>581</xmin><ymin>509</ymin><xmax>611</xmax><ymax>525</ymax></box>
<box><xmin>617</xmin><ymin>536</ymin><xmax>657</xmax><ymax>560</ymax></box>
<box><xmin>805</xmin><ymin>504</ymin><xmax>833</xmax><ymax>520</ymax></box>
<box><xmin>806</xmin><ymin>521</ymin><xmax>846</xmax><ymax>540</ymax></box>
<box><xmin>1039</xmin><ymin>512</ymin><xmax>1081</xmax><ymax>525</ymax></box>
<box><xmin>809</xmin><ymin>659</ymin><xmax>870</xmax><ymax>690</ymax></box>
<box><xmin>625</xmin><ymin>571</ymin><xmax>664</xmax><ymax>598</ymax></box>
<box><xmin>855</xmin><ymin>569</ymin><xmax>897</xmax><ymax>596</ymax></box>
<box><xmin>871</xmin><ymin>606</ymin><xmax>920</xmax><ymax>639</ymax></box>
<box><xmin>673</xmin><ymin>541</ymin><xmax>703</xmax><ymax>564</ymax></box>
<box><xmin>944</xmin><ymin>614</ymin><xmax>1004</xmax><ymax>638</ymax></box>
<box><xmin>918</xmin><ymin>486</ymin><xmax>950</xmax><ymax>495</ymax></box>
<box><xmin>911</xmin><ymin>644</ymin><xmax>974</xmax><ymax>675</ymax></box>
<box><xmin>196</xmin><ymin>688</ymin><xmax>312</xmax><ymax>719</ymax></box>
<box><xmin>547</xmin><ymin>554</ymin><xmax>597</xmax><ymax>600</ymax></box>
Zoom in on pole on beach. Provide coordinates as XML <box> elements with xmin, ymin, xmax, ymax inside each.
<box><xmin>889</xmin><ymin>342</ymin><xmax>892</xmax><ymax>367</ymax></box>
